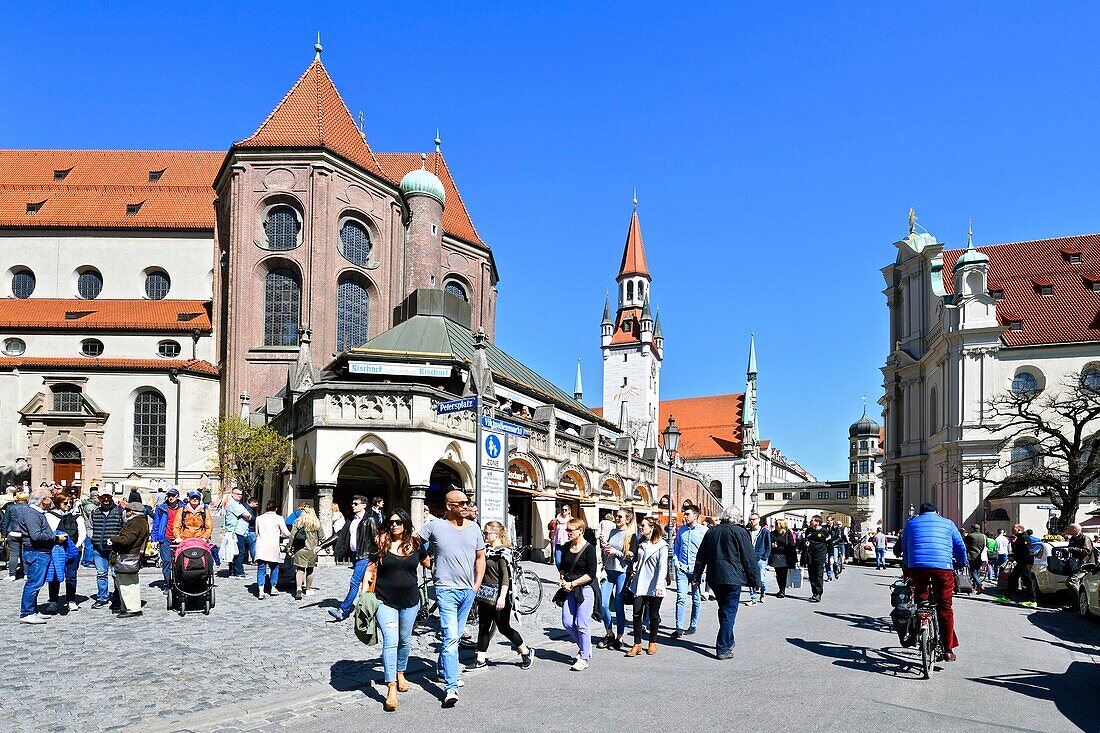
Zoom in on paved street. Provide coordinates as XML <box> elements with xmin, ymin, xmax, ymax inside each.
<box><xmin>2</xmin><ymin>561</ymin><xmax>1098</xmax><ymax>733</ymax></box>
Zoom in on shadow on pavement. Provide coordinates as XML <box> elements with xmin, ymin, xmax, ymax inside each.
<box><xmin>786</xmin><ymin>637</ymin><xmax>923</xmax><ymax>678</ymax></box>
<box><xmin>969</xmin><ymin>663</ymin><xmax>1099</xmax><ymax>733</ymax></box>
<box><xmin>813</xmin><ymin>610</ymin><xmax>895</xmax><ymax>634</ymax></box>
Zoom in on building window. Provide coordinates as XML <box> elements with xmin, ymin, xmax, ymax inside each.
<box><xmin>264</xmin><ymin>206</ymin><xmax>301</xmax><ymax>251</ymax></box>
<box><xmin>80</xmin><ymin>338</ymin><xmax>104</xmax><ymax>357</ymax></box>
<box><xmin>859</xmin><ymin>459</ymin><xmax>870</xmax><ymax>474</ymax></box>
<box><xmin>858</xmin><ymin>483</ymin><xmax>870</xmax><ymax>497</ymax></box>
<box><xmin>1012</xmin><ymin>371</ymin><xmax>1039</xmax><ymax>395</ymax></box>
<box><xmin>1007</xmin><ymin>319</ymin><xmax>1023</xmax><ymax>331</ymax></box>
<box><xmin>850</xmin><ymin>461</ymin><xmax>857</xmax><ymax>474</ymax></box>
<box><xmin>133</xmin><ymin>390</ymin><xmax>167</xmax><ymax>468</ymax></box>
<box><xmin>1010</xmin><ymin>441</ymin><xmax>1039</xmax><ymax>475</ymax></box>
<box><xmin>443</xmin><ymin>279</ymin><xmax>469</xmax><ymax>302</ymax></box>
<box><xmin>1038</xmin><ymin>284</ymin><xmax>1053</xmax><ymax>296</ymax></box>
<box><xmin>800</xmin><ymin>491</ymin><xmax>811</xmax><ymax>500</ymax></box>
<box><xmin>3</xmin><ymin>337</ymin><xmax>25</xmax><ymax>356</ymax></box>
<box><xmin>336</xmin><ymin>276</ymin><xmax>370</xmax><ymax>352</ymax></box>
<box><xmin>837</xmin><ymin>490</ymin><xmax>849</xmax><ymax>500</ymax></box>
<box><xmin>1082</xmin><ymin>366</ymin><xmax>1100</xmax><ymax>391</ymax></box>
<box><xmin>1090</xmin><ymin>280</ymin><xmax>1100</xmax><ymax>292</ymax></box>
<box><xmin>126</xmin><ymin>202</ymin><xmax>142</xmax><ymax>216</ymax></box>
<box><xmin>990</xmin><ymin>289</ymin><xmax>1004</xmax><ymax>300</ymax></box>
<box><xmin>52</xmin><ymin>385</ymin><xmax>82</xmax><ymax>412</ymax></box>
<box><xmin>53</xmin><ymin>168</ymin><xmax>71</xmax><ymax>182</ymax></box>
<box><xmin>764</xmin><ymin>492</ymin><xmax>775</xmax><ymax>501</ymax></box>
<box><xmin>859</xmin><ymin>439</ymin><xmax>868</xmax><ymax>450</ymax></box>
<box><xmin>145</xmin><ymin>270</ymin><xmax>170</xmax><ymax>300</ymax></box>
<box><xmin>25</xmin><ymin>201</ymin><xmax>44</xmax><ymax>215</ymax></box>
<box><xmin>818</xmin><ymin>491</ymin><xmax>829</xmax><ymax>500</ymax></box>
<box><xmin>263</xmin><ymin>268</ymin><xmax>300</xmax><ymax>346</ymax></box>
<box><xmin>626</xmin><ymin>281</ymin><xmax>634</xmax><ymax>301</ymax></box>
<box><xmin>157</xmin><ymin>340</ymin><xmax>181</xmax><ymax>358</ymax></box>
<box><xmin>11</xmin><ymin>269</ymin><xmax>35</xmax><ymax>298</ymax></box>
<box><xmin>148</xmin><ymin>169</ymin><xmax>165</xmax><ymax>182</ymax></box>
<box><xmin>77</xmin><ymin>269</ymin><xmax>103</xmax><ymax>299</ymax></box>
<box><xmin>781</xmin><ymin>492</ymin><xmax>793</xmax><ymax>500</ymax></box>
<box><xmin>339</xmin><ymin>220</ymin><xmax>372</xmax><ymax>266</ymax></box>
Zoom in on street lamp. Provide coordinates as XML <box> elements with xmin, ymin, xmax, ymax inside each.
<box><xmin>662</xmin><ymin>416</ymin><xmax>681</xmax><ymax>581</ymax></box>
<box><xmin>739</xmin><ymin>467</ymin><xmax>750</xmax><ymax>516</ymax></box>
<box><xmin>750</xmin><ymin>488</ymin><xmax>758</xmax><ymax>514</ymax></box>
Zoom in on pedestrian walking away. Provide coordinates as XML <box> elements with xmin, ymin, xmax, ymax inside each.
<box><xmin>994</xmin><ymin>529</ymin><xmax>1010</xmax><ymax>582</ymax></box>
<box><xmin>289</xmin><ymin>504</ymin><xmax>322</xmax><ymax>600</ymax></box>
<box><xmin>1</xmin><ymin>490</ymin><xmax>29</xmax><ymax>581</ymax></box>
<box><xmin>471</xmin><ymin>521</ymin><xmax>534</xmax><ymax>672</ymax></box>
<box><xmin>417</xmin><ymin>490</ymin><xmax>485</xmax><ymax>708</ymax></box>
<box><xmin>691</xmin><ymin>505</ymin><xmax>757</xmax><ymax>659</ymax></box>
<box><xmin>768</xmin><ymin>519</ymin><xmax>798</xmax><ymax>596</ymax></box>
<box><xmin>556</xmin><ymin>516</ymin><xmax>597</xmax><ymax>671</ymax></box>
<box><xmin>671</xmin><ymin>505</ymin><xmax>707</xmax><ymax>636</ymax></box>
<box><xmin>746</xmin><ymin>512</ymin><xmax>770</xmax><ymax>604</ymax></box>
<box><xmin>597</xmin><ymin>509</ymin><xmax>635</xmax><ymax>650</ymax></box>
<box><xmin>801</xmin><ymin>516</ymin><xmax>831</xmax><ymax>603</ymax></box>
<box><xmin>110</xmin><ymin>501</ymin><xmax>151</xmax><ymax>617</ymax></box>
<box><xmin>625</xmin><ymin>516</ymin><xmax>668</xmax><ymax>657</ymax></box>
<box><xmin>963</xmin><ymin>524</ymin><xmax>988</xmax><ymax>592</ymax></box>
<box><xmin>254</xmin><ymin>501</ymin><xmax>289</xmax><ymax>599</ymax></box>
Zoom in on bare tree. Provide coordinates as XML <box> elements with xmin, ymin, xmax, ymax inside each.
<box><xmin>965</xmin><ymin>371</ymin><xmax>1100</xmax><ymax>531</ymax></box>
<box><xmin>197</xmin><ymin>416</ymin><xmax>293</xmax><ymax>495</ymax></box>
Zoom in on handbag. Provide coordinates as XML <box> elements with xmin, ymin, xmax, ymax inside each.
<box><xmin>955</xmin><ymin>569</ymin><xmax>974</xmax><ymax>595</ymax></box>
<box><xmin>114</xmin><ymin>552</ymin><xmax>142</xmax><ymax>574</ymax></box>
<box><xmin>787</xmin><ymin>567</ymin><xmax>803</xmax><ymax>589</ymax></box>
<box><xmin>476</xmin><ymin>583</ymin><xmax>500</xmax><ymax>604</ymax></box>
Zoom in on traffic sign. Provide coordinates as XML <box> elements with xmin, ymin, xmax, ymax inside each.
<box><xmin>435</xmin><ymin>396</ymin><xmax>477</xmax><ymax>415</ymax></box>
<box><xmin>481</xmin><ymin>416</ymin><xmax>525</xmax><ymax>437</ymax></box>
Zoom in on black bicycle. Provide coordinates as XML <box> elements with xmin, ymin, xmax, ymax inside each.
<box><xmin>910</xmin><ymin>577</ymin><xmax>944</xmax><ymax>679</ymax></box>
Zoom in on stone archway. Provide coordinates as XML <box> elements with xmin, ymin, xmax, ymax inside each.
<box><xmin>335</xmin><ymin>452</ymin><xmax>409</xmax><ymax>519</ymax></box>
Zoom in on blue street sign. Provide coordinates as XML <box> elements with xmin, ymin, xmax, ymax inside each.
<box><xmin>436</xmin><ymin>397</ymin><xmax>477</xmax><ymax>415</ymax></box>
<box><xmin>481</xmin><ymin>416</ymin><xmax>525</xmax><ymax>437</ymax></box>
<box><xmin>485</xmin><ymin>434</ymin><xmax>502</xmax><ymax>459</ymax></box>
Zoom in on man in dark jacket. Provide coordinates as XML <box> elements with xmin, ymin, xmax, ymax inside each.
<box><xmin>964</xmin><ymin>524</ymin><xmax>988</xmax><ymax>591</ymax></box>
<box><xmin>1065</xmin><ymin>523</ymin><xmax>1096</xmax><ymax>593</ymax></box>
<box><xmin>691</xmin><ymin>506</ymin><xmax>758</xmax><ymax>659</ymax></box>
<box><xmin>321</xmin><ymin>494</ymin><xmax>380</xmax><ymax>621</ymax></box>
<box><xmin>88</xmin><ymin>490</ymin><xmax>124</xmax><ymax>609</ymax></box>
<box><xmin>801</xmin><ymin>516</ymin><xmax>832</xmax><ymax>602</ymax></box>
<box><xmin>18</xmin><ymin>491</ymin><xmax>64</xmax><ymax>623</ymax></box>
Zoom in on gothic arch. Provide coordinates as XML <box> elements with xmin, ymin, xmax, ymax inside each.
<box><xmin>556</xmin><ymin>465</ymin><xmax>587</xmax><ymax>497</ymax></box>
<box><xmin>507</xmin><ymin>453</ymin><xmax>543</xmax><ymax>490</ymax></box>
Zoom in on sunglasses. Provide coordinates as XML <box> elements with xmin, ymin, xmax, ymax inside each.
<box><xmin>448</xmin><ymin>500</ymin><xmax>471</xmax><ymax>507</ymax></box>
<box><xmin>389</xmin><ymin>520</ymin><xmax>404</xmax><ymax>526</ymax></box>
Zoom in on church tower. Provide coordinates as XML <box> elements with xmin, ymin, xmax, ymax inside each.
<box><xmin>601</xmin><ymin>196</ymin><xmax>662</xmax><ymax>448</ymax></box>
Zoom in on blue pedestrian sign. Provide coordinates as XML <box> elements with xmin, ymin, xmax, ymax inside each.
<box><xmin>436</xmin><ymin>397</ymin><xmax>477</xmax><ymax>415</ymax></box>
<box><xmin>485</xmin><ymin>434</ymin><xmax>502</xmax><ymax>459</ymax></box>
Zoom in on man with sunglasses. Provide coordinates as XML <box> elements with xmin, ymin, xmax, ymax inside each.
<box><xmin>418</xmin><ymin>489</ymin><xmax>485</xmax><ymax>708</ymax></box>
<box><xmin>324</xmin><ymin>494</ymin><xmax>381</xmax><ymax>622</ymax></box>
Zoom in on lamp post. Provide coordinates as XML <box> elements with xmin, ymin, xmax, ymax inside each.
<box><xmin>739</xmin><ymin>467</ymin><xmax>750</xmax><ymax>516</ymax></box>
<box><xmin>662</xmin><ymin>416</ymin><xmax>681</xmax><ymax>584</ymax></box>
<box><xmin>750</xmin><ymin>489</ymin><xmax>758</xmax><ymax>515</ymax></box>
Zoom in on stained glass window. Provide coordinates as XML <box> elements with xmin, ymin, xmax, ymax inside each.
<box><xmin>264</xmin><ymin>268</ymin><xmax>300</xmax><ymax>346</ymax></box>
<box><xmin>336</xmin><ymin>276</ymin><xmax>370</xmax><ymax>351</ymax></box>
<box><xmin>133</xmin><ymin>390</ymin><xmax>167</xmax><ymax>468</ymax></box>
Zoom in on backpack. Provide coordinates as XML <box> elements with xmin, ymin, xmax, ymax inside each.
<box><xmin>889</xmin><ymin>579</ymin><xmax>917</xmax><ymax>647</ymax></box>
<box><xmin>290</xmin><ymin>526</ymin><xmax>307</xmax><ymax>552</ymax></box>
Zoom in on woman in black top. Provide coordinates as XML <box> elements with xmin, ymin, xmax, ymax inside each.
<box><xmin>768</xmin><ymin>519</ymin><xmax>798</xmax><ymax>598</ymax></box>
<box><xmin>470</xmin><ymin>521</ymin><xmax>534</xmax><ymax>670</ymax></box>
<box><xmin>1003</xmin><ymin>524</ymin><xmax>1037</xmax><ymax>606</ymax></box>
<box><xmin>556</xmin><ymin>517</ymin><xmax>597</xmax><ymax>671</ymax></box>
<box><xmin>370</xmin><ymin>508</ymin><xmax>430</xmax><ymax>711</ymax></box>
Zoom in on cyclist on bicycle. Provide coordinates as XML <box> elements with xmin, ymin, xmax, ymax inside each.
<box><xmin>896</xmin><ymin>502</ymin><xmax>968</xmax><ymax>661</ymax></box>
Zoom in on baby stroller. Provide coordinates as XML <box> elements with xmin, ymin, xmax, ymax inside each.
<box><xmin>168</xmin><ymin>538</ymin><xmax>216</xmax><ymax>616</ymax></box>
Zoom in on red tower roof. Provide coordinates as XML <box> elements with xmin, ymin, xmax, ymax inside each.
<box><xmin>618</xmin><ymin>209</ymin><xmax>650</xmax><ymax>280</ymax></box>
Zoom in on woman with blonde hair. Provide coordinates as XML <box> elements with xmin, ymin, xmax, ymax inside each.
<box><xmin>625</xmin><ymin>516</ymin><xmax>668</xmax><ymax>657</ymax></box>
<box><xmin>290</xmin><ymin>503</ymin><xmax>321</xmax><ymax>600</ymax></box>
<box><xmin>769</xmin><ymin>519</ymin><xmax>798</xmax><ymax>598</ymax></box>
<box><xmin>556</xmin><ymin>516</ymin><xmax>598</xmax><ymax>671</ymax></box>
<box><xmin>470</xmin><ymin>520</ymin><xmax>534</xmax><ymax>670</ymax></box>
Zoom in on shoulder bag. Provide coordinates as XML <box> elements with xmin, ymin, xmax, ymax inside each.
<box><xmin>114</xmin><ymin>552</ymin><xmax>142</xmax><ymax>574</ymax></box>
<box><xmin>553</xmin><ymin>546</ymin><xmax>583</xmax><ymax>607</ymax></box>
<box><xmin>476</xmin><ymin>555</ymin><xmax>503</xmax><ymax>604</ymax></box>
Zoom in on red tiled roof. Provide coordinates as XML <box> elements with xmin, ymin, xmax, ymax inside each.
<box><xmin>759</xmin><ymin>439</ymin><xmax>772</xmax><ymax>450</ymax></box>
<box><xmin>0</xmin><ymin>150</ymin><xmax>223</xmax><ymax>229</ymax></box>
<box><xmin>235</xmin><ymin>59</ymin><xmax>384</xmax><ymax>178</ymax></box>
<box><xmin>0</xmin><ymin>357</ymin><xmax>218</xmax><ymax>376</ymax></box>
<box><xmin>618</xmin><ymin>209</ymin><xmax>650</xmax><ymax>279</ymax></box>
<box><xmin>941</xmin><ymin>233</ymin><xmax>1100</xmax><ymax>346</ymax></box>
<box><xmin>659</xmin><ymin>394</ymin><xmax>744</xmax><ymax>459</ymax></box>
<box><xmin>611</xmin><ymin>307</ymin><xmax>643</xmax><ymax>345</ymax></box>
<box><xmin>376</xmin><ymin>152</ymin><xmax>485</xmax><ymax>247</ymax></box>
<box><xmin>0</xmin><ymin>299</ymin><xmax>211</xmax><ymax>332</ymax></box>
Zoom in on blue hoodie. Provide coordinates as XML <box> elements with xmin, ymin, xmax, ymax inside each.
<box><xmin>899</xmin><ymin>512</ymin><xmax>968</xmax><ymax>570</ymax></box>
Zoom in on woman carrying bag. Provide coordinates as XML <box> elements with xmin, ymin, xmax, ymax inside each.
<box><xmin>109</xmin><ymin>502</ymin><xmax>150</xmax><ymax>618</ymax></box>
<box><xmin>769</xmin><ymin>519</ymin><xmax>798</xmax><ymax>598</ymax></box>
<box><xmin>470</xmin><ymin>521</ymin><xmax>534</xmax><ymax>671</ymax></box>
<box><xmin>625</xmin><ymin>516</ymin><xmax>668</xmax><ymax>657</ymax></box>
<box><xmin>290</xmin><ymin>505</ymin><xmax>321</xmax><ymax>600</ymax></box>
<box><xmin>371</xmin><ymin>508</ymin><xmax>430</xmax><ymax>712</ymax></box>
<box><xmin>555</xmin><ymin>516</ymin><xmax>597</xmax><ymax>671</ymax></box>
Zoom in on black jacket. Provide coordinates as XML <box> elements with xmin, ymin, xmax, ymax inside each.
<box><xmin>1010</xmin><ymin>532</ymin><xmax>1034</xmax><ymax>565</ymax></box>
<box><xmin>769</xmin><ymin>530</ymin><xmax>798</xmax><ymax>569</ymax></box>
<box><xmin>323</xmin><ymin>512</ymin><xmax>379</xmax><ymax>561</ymax></box>
<box><xmin>691</xmin><ymin>522</ymin><xmax>759</xmax><ymax>589</ymax></box>
<box><xmin>801</xmin><ymin>527</ymin><xmax>832</xmax><ymax>563</ymax></box>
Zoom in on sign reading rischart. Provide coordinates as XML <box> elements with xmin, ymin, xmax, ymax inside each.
<box><xmin>348</xmin><ymin>361</ymin><xmax>452</xmax><ymax>378</ymax></box>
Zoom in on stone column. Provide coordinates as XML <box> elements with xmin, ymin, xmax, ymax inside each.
<box><xmin>531</xmin><ymin>496</ymin><xmax>557</xmax><ymax>563</ymax></box>
<box><xmin>316</xmin><ymin>482</ymin><xmax>336</xmax><ymax>566</ymax></box>
<box><xmin>410</xmin><ymin>485</ymin><xmax>428</xmax><ymax>529</ymax></box>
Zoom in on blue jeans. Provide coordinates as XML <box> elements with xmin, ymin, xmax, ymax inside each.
<box><xmin>675</xmin><ymin>566</ymin><xmax>701</xmax><ymax>630</ymax></box>
<box><xmin>232</xmin><ymin>533</ymin><xmax>252</xmax><ymax>576</ymax></box>
<box><xmin>377</xmin><ymin>601</ymin><xmax>419</xmax><ymax>683</ymax></box>
<box><xmin>993</xmin><ymin>553</ymin><xmax>1008</xmax><ymax>580</ymax></box>
<box><xmin>339</xmin><ymin>558</ymin><xmax>371</xmax><ymax>615</ymax></box>
<box><xmin>257</xmin><ymin>560</ymin><xmax>280</xmax><ymax>591</ymax></box>
<box><xmin>159</xmin><ymin>540</ymin><xmax>174</xmax><ymax>587</ymax></box>
<box><xmin>601</xmin><ymin>569</ymin><xmax>628</xmax><ymax>637</ymax></box>
<box><xmin>713</xmin><ymin>583</ymin><xmax>741</xmax><ymax>655</ymax></box>
<box><xmin>554</xmin><ymin>546</ymin><xmax>563</xmax><ymax>567</ymax></box>
<box><xmin>90</xmin><ymin>544</ymin><xmax>114</xmax><ymax>602</ymax></box>
<box><xmin>875</xmin><ymin>547</ymin><xmax>886</xmax><ymax>569</ymax></box>
<box><xmin>750</xmin><ymin>559</ymin><xmax>767</xmax><ymax>600</ymax></box>
<box><xmin>436</xmin><ymin>587</ymin><xmax>475</xmax><ymax>692</ymax></box>
<box><xmin>80</xmin><ymin>537</ymin><xmax>94</xmax><ymax>568</ymax></box>
<box><xmin>20</xmin><ymin>548</ymin><xmax>49</xmax><ymax>617</ymax></box>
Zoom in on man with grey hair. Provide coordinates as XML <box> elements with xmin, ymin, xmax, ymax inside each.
<box><xmin>17</xmin><ymin>491</ymin><xmax>64</xmax><ymax>623</ymax></box>
<box><xmin>1065</xmin><ymin>523</ymin><xmax>1096</xmax><ymax>593</ymax></box>
<box><xmin>691</xmin><ymin>504</ymin><xmax>757</xmax><ymax>659</ymax></box>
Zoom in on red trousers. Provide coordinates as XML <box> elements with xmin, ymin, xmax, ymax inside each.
<box><xmin>904</xmin><ymin>567</ymin><xmax>959</xmax><ymax>650</ymax></box>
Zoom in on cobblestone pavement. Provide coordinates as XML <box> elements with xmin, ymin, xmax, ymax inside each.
<box><xmin>4</xmin><ymin>561</ymin><xmax>1099</xmax><ymax>732</ymax></box>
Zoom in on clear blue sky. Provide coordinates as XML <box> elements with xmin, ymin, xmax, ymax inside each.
<box><xmin>5</xmin><ymin>3</ymin><xmax>1099</xmax><ymax>479</ymax></box>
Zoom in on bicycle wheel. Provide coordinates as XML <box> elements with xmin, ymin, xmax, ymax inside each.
<box><xmin>919</xmin><ymin>618</ymin><xmax>933</xmax><ymax>679</ymax></box>
<box><xmin>514</xmin><ymin>569</ymin><xmax>543</xmax><ymax>615</ymax></box>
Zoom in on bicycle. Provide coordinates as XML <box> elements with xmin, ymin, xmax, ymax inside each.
<box><xmin>508</xmin><ymin>545</ymin><xmax>544</xmax><ymax>615</ymax></box>
<box><xmin>910</xmin><ymin>576</ymin><xmax>944</xmax><ymax>679</ymax></box>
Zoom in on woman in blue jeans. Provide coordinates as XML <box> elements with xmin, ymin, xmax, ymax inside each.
<box><xmin>371</xmin><ymin>508</ymin><xmax>430</xmax><ymax>712</ymax></box>
<box><xmin>596</xmin><ymin>509</ymin><xmax>635</xmax><ymax>650</ymax></box>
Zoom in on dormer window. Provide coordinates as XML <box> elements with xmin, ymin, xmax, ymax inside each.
<box><xmin>25</xmin><ymin>201</ymin><xmax>44</xmax><ymax>215</ymax></box>
<box><xmin>989</xmin><ymin>289</ymin><xmax>1004</xmax><ymax>301</ymax></box>
<box><xmin>148</xmin><ymin>169</ymin><xmax>165</xmax><ymax>182</ymax></box>
<box><xmin>53</xmin><ymin>168</ymin><xmax>72</xmax><ymax>182</ymax></box>
<box><xmin>1032</xmin><ymin>277</ymin><xmax>1053</xmax><ymax>296</ymax></box>
<box><xmin>1060</xmin><ymin>246</ymin><xmax>1082</xmax><ymax>264</ymax></box>
<box><xmin>1038</xmin><ymin>285</ymin><xmax>1053</xmax><ymax>296</ymax></box>
<box><xmin>126</xmin><ymin>202</ymin><xmax>143</xmax><ymax>216</ymax></box>
<box><xmin>1007</xmin><ymin>319</ymin><xmax>1023</xmax><ymax>331</ymax></box>
<box><xmin>1084</xmin><ymin>274</ymin><xmax>1100</xmax><ymax>291</ymax></box>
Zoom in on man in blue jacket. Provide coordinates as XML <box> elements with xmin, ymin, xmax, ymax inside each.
<box><xmin>898</xmin><ymin>502</ymin><xmax>968</xmax><ymax>661</ymax></box>
<box><xmin>150</xmin><ymin>488</ymin><xmax>183</xmax><ymax>590</ymax></box>
<box><xmin>18</xmin><ymin>491</ymin><xmax>65</xmax><ymax>624</ymax></box>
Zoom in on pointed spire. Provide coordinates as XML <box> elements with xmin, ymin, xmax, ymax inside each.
<box><xmin>862</xmin><ymin>395</ymin><xmax>868</xmax><ymax>417</ymax></box>
<box><xmin>435</xmin><ymin>129</ymin><xmax>442</xmax><ymax>153</ymax></box>
<box><xmin>293</xmin><ymin>328</ymin><xmax>317</xmax><ymax>392</ymax></box>
<box><xmin>654</xmin><ymin>309</ymin><xmax>663</xmax><ymax>339</ymax></box>
<box><xmin>601</xmin><ymin>292</ymin><xmax>612</xmax><ymax>326</ymax></box>
<box><xmin>617</xmin><ymin>199</ymin><xmax>650</xmax><ymax>281</ymax></box>
<box><xmin>573</xmin><ymin>358</ymin><xmax>584</xmax><ymax>401</ymax></box>
<box><xmin>633</xmin><ymin>187</ymin><xmax>638</xmax><ymax>209</ymax></box>
<box><xmin>641</xmin><ymin>294</ymin><xmax>653</xmax><ymax>321</ymax></box>
<box><xmin>747</xmin><ymin>333</ymin><xmax>757</xmax><ymax>376</ymax></box>
<box><xmin>966</xmin><ymin>218</ymin><xmax>974</xmax><ymax>249</ymax></box>
<box><xmin>315</xmin><ymin>32</ymin><xmax>323</xmax><ymax>58</ymax></box>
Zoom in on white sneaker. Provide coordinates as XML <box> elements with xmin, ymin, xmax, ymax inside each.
<box><xmin>305</xmin><ymin>588</ymin><xmax>317</xmax><ymax>596</ymax></box>
<box><xmin>258</xmin><ymin>592</ymin><xmax>266</xmax><ymax>600</ymax></box>
<box><xmin>268</xmin><ymin>588</ymin><xmax>280</xmax><ymax>596</ymax></box>
<box><xmin>570</xmin><ymin>658</ymin><xmax>589</xmax><ymax>672</ymax></box>
<box><xmin>20</xmin><ymin>614</ymin><xmax>47</xmax><ymax>624</ymax></box>
<box><xmin>67</xmin><ymin>602</ymin><xmax>80</xmax><ymax>612</ymax></box>
<box><xmin>443</xmin><ymin>690</ymin><xmax>459</xmax><ymax>708</ymax></box>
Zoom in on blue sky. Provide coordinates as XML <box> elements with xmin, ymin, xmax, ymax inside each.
<box><xmin>5</xmin><ymin>3</ymin><xmax>1100</xmax><ymax>478</ymax></box>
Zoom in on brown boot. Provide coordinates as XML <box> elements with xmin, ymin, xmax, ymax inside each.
<box><xmin>384</xmin><ymin>683</ymin><xmax>398</xmax><ymax>712</ymax></box>
<box><xmin>646</xmin><ymin>642</ymin><xmax>658</xmax><ymax>655</ymax></box>
<box><xmin>625</xmin><ymin>644</ymin><xmax>643</xmax><ymax>657</ymax></box>
<box><xmin>396</xmin><ymin>671</ymin><xmax>410</xmax><ymax>692</ymax></box>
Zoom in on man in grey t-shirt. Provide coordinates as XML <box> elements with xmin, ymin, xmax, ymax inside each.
<box><xmin>418</xmin><ymin>490</ymin><xmax>485</xmax><ymax>707</ymax></box>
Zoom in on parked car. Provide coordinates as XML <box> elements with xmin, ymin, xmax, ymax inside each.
<box><xmin>1076</xmin><ymin>564</ymin><xmax>1100</xmax><ymax>619</ymax></box>
<box><xmin>854</xmin><ymin>534</ymin><xmax>899</xmax><ymax>565</ymax></box>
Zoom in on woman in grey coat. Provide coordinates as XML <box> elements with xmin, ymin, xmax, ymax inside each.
<box><xmin>625</xmin><ymin>516</ymin><xmax>668</xmax><ymax>657</ymax></box>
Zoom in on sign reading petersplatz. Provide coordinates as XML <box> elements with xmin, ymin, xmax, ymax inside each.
<box><xmin>478</xmin><ymin>429</ymin><xmax>507</xmax><ymax>525</ymax></box>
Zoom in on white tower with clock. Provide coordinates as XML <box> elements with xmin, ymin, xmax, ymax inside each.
<box><xmin>601</xmin><ymin>197</ymin><xmax>663</xmax><ymax>449</ymax></box>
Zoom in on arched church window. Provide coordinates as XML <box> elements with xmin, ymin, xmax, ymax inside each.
<box><xmin>339</xmin><ymin>220</ymin><xmax>372</xmax><ymax>266</ymax></box>
<box><xmin>263</xmin><ymin>268</ymin><xmax>300</xmax><ymax>346</ymax></box>
<box><xmin>11</xmin><ymin>269</ymin><xmax>34</xmax><ymax>298</ymax></box>
<box><xmin>1010</xmin><ymin>441</ymin><xmax>1039</xmax><ymax>475</ymax></box>
<box><xmin>336</xmin><ymin>275</ymin><xmax>370</xmax><ymax>352</ymax></box>
<box><xmin>444</xmin><ymin>279</ymin><xmax>469</xmax><ymax>302</ymax></box>
<box><xmin>77</xmin><ymin>268</ymin><xmax>103</xmax><ymax>299</ymax></box>
<box><xmin>264</xmin><ymin>206</ymin><xmax>301</xmax><ymax>251</ymax></box>
<box><xmin>1012</xmin><ymin>371</ymin><xmax>1039</xmax><ymax>395</ymax></box>
<box><xmin>133</xmin><ymin>390</ymin><xmax>166</xmax><ymax>468</ymax></box>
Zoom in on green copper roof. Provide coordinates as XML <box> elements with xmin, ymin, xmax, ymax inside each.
<box><xmin>573</xmin><ymin>358</ymin><xmax>583</xmax><ymax>398</ymax></box>
<box><xmin>953</xmin><ymin>243</ymin><xmax>989</xmax><ymax>271</ymax></box>
<box><xmin>349</xmin><ymin>315</ymin><xmax>596</xmax><ymax>417</ymax></box>
<box><xmin>747</xmin><ymin>333</ymin><xmax>757</xmax><ymax>375</ymax></box>
<box><xmin>601</xmin><ymin>295</ymin><xmax>612</xmax><ymax>326</ymax></box>
<box><xmin>400</xmin><ymin>167</ymin><xmax>446</xmax><ymax>206</ymax></box>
